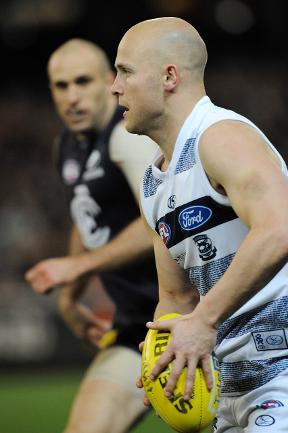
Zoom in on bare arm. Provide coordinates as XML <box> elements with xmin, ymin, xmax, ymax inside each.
<box><xmin>57</xmin><ymin>226</ymin><xmax>114</xmax><ymax>347</ymax></box>
<box><xmin>142</xmin><ymin>210</ymin><xmax>200</xmax><ymax>318</ymax></box>
<box><xmin>195</xmin><ymin>120</ymin><xmax>288</xmax><ymax>326</ymax></box>
<box><xmin>69</xmin><ymin>224</ymin><xmax>85</xmax><ymax>255</ymax></box>
<box><xmin>138</xmin><ymin>209</ymin><xmax>205</xmax><ymax>399</ymax></box>
<box><xmin>153</xmin><ymin>232</ymin><xmax>199</xmax><ymax>319</ymax></box>
<box><xmin>25</xmin><ymin>216</ymin><xmax>153</xmax><ymax>293</ymax></box>
<box><xmin>58</xmin><ymin>225</ymin><xmax>86</xmax><ymax>306</ymax></box>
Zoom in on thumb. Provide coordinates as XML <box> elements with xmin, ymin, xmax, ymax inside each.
<box><xmin>146</xmin><ymin>318</ymin><xmax>175</xmax><ymax>331</ymax></box>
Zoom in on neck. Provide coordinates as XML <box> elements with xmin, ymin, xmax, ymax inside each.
<box><xmin>151</xmin><ymin>91</ymin><xmax>205</xmax><ymax>168</ymax></box>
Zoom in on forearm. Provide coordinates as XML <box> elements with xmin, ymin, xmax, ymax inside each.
<box><xmin>62</xmin><ymin>227</ymin><xmax>87</xmax><ymax>300</ymax></box>
<box><xmin>195</xmin><ymin>225</ymin><xmax>288</xmax><ymax>328</ymax></box>
<box><xmin>58</xmin><ymin>279</ymin><xmax>87</xmax><ymax>306</ymax></box>
<box><xmin>69</xmin><ymin>225</ymin><xmax>86</xmax><ymax>255</ymax></box>
<box><xmin>58</xmin><ymin>284</ymin><xmax>74</xmax><ymax>310</ymax></box>
<box><xmin>71</xmin><ymin>217</ymin><xmax>153</xmax><ymax>277</ymax></box>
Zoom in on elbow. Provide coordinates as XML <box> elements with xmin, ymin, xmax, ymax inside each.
<box><xmin>160</xmin><ymin>284</ymin><xmax>200</xmax><ymax>310</ymax></box>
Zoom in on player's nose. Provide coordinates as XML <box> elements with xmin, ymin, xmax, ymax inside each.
<box><xmin>67</xmin><ymin>84</ymin><xmax>81</xmax><ymax>104</ymax></box>
<box><xmin>111</xmin><ymin>74</ymin><xmax>123</xmax><ymax>96</ymax></box>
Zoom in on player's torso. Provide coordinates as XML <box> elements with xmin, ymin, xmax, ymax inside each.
<box><xmin>57</xmin><ymin>108</ymin><xmax>139</xmax><ymax>250</ymax></box>
<box><xmin>142</xmin><ymin>96</ymin><xmax>288</xmax><ymax>395</ymax></box>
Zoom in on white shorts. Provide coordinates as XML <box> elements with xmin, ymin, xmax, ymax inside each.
<box><xmin>83</xmin><ymin>345</ymin><xmax>144</xmax><ymax>398</ymax></box>
<box><xmin>214</xmin><ymin>370</ymin><xmax>288</xmax><ymax>432</ymax></box>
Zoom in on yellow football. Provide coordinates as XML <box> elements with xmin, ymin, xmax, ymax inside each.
<box><xmin>141</xmin><ymin>313</ymin><xmax>221</xmax><ymax>433</ymax></box>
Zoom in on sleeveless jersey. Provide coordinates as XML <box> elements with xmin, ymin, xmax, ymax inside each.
<box><xmin>141</xmin><ymin>96</ymin><xmax>288</xmax><ymax>395</ymax></box>
<box><xmin>57</xmin><ymin>106</ymin><xmax>158</xmax><ymax>349</ymax></box>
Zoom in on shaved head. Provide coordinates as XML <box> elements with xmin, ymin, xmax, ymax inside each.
<box><xmin>48</xmin><ymin>38</ymin><xmax>111</xmax><ymax>79</ymax></box>
<box><xmin>118</xmin><ymin>17</ymin><xmax>207</xmax><ymax>83</ymax></box>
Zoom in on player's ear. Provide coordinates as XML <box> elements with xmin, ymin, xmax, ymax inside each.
<box><xmin>162</xmin><ymin>65</ymin><xmax>179</xmax><ymax>91</ymax></box>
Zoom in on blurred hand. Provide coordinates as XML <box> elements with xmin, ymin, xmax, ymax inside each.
<box><xmin>59</xmin><ymin>299</ymin><xmax>112</xmax><ymax>348</ymax></box>
<box><xmin>146</xmin><ymin>313</ymin><xmax>217</xmax><ymax>400</ymax></box>
<box><xmin>25</xmin><ymin>256</ymin><xmax>81</xmax><ymax>293</ymax></box>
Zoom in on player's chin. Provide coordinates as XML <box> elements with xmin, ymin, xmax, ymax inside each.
<box><xmin>126</xmin><ymin>123</ymin><xmax>144</xmax><ymax>136</ymax></box>
<box><xmin>123</xmin><ymin>118</ymin><xmax>135</xmax><ymax>133</ymax></box>
<box><xmin>65</xmin><ymin>120</ymin><xmax>92</xmax><ymax>134</ymax></box>
<box><xmin>123</xmin><ymin>116</ymin><xmax>140</xmax><ymax>135</ymax></box>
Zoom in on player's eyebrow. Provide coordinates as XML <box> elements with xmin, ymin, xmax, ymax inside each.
<box><xmin>53</xmin><ymin>80</ymin><xmax>68</xmax><ymax>89</ymax></box>
<box><xmin>74</xmin><ymin>75</ymin><xmax>92</xmax><ymax>85</ymax></box>
<box><xmin>114</xmin><ymin>63</ymin><xmax>132</xmax><ymax>72</ymax></box>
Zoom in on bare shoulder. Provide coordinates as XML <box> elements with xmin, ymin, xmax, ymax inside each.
<box><xmin>198</xmin><ymin>119</ymin><xmax>280</xmax><ymax>182</ymax></box>
<box><xmin>200</xmin><ymin>120</ymin><xmax>269</xmax><ymax>156</ymax></box>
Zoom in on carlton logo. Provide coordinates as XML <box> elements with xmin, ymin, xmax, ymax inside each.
<box><xmin>178</xmin><ymin>206</ymin><xmax>212</xmax><ymax>231</ymax></box>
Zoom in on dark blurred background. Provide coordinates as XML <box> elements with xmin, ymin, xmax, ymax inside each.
<box><xmin>0</xmin><ymin>0</ymin><xmax>287</xmax><ymax>370</ymax></box>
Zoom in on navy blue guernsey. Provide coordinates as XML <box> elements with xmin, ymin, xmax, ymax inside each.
<box><xmin>56</xmin><ymin>106</ymin><xmax>158</xmax><ymax>349</ymax></box>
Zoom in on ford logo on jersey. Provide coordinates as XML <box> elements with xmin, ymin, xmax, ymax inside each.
<box><xmin>178</xmin><ymin>205</ymin><xmax>212</xmax><ymax>231</ymax></box>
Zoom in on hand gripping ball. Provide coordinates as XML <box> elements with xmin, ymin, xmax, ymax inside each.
<box><xmin>141</xmin><ymin>313</ymin><xmax>221</xmax><ymax>433</ymax></box>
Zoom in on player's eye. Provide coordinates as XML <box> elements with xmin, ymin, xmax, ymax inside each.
<box><xmin>75</xmin><ymin>76</ymin><xmax>92</xmax><ymax>86</ymax></box>
<box><xmin>54</xmin><ymin>81</ymin><xmax>68</xmax><ymax>90</ymax></box>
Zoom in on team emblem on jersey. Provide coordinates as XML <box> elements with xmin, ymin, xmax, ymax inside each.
<box><xmin>252</xmin><ymin>330</ymin><xmax>288</xmax><ymax>351</ymax></box>
<box><xmin>71</xmin><ymin>184</ymin><xmax>110</xmax><ymax>248</ymax></box>
<box><xmin>193</xmin><ymin>234</ymin><xmax>217</xmax><ymax>261</ymax></box>
<box><xmin>62</xmin><ymin>158</ymin><xmax>80</xmax><ymax>184</ymax></box>
<box><xmin>174</xmin><ymin>252</ymin><xmax>186</xmax><ymax>265</ymax></box>
<box><xmin>257</xmin><ymin>400</ymin><xmax>284</xmax><ymax>410</ymax></box>
<box><xmin>167</xmin><ymin>195</ymin><xmax>176</xmax><ymax>209</ymax></box>
<box><xmin>158</xmin><ymin>222</ymin><xmax>171</xmax><ymax>245</ymax></box>
<box><xmin>178</xmin><ymin>205</ymin><xmax>212</xmax><ymax>231</ymax></box>
<box><xmin>255</xmin><ymin>415</ymin><xmax>275</xmax><ymax>426</ymax></box>
<box><xmin>83</xmin><ymin>150</ymin><xmax>104</xmax><ymax>181</ymax></box>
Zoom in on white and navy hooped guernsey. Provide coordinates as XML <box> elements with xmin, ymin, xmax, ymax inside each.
<box><xmin>141</xmin><ymin>96</ymin><xmax>288</xmax><ymax>396</ymax></box>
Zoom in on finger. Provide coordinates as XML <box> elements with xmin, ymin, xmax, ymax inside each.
<box><xmin>143</xmin><ymin>395</ymin><xmax>151</xmax><ymax>407</ymax></box>
<box><xmin>91</xmin><ymin>317</ymin><xmax>112</xmax><ymax>332</ymax></box>
<box><xmin>184</xmin><ymin>359</ymin><xmax>197</xmax><ymax>400</ymax></box>
<box><xmin>200</xmin><ymin>355</ymin><xmax>214</xmax><ymax>391</ymax></box>
<box><xmin>42</xmin><ymin>288</ymin><xmax>53</xmax><ymax>295</ymax></box>
<box><xmin>86</xmin><ymin>327</ymin><xmax>104</xmax><ymax>341</ymax></box>
<box><xmin>24</xmin><ymin>270</ymin><xmax>33</xmax><ymax>282</ymax></box>
<box><xmin>139</xmin><ymin>341</ymin><xmax>144</xmax><ymax>353</ymax></box>
<box><xmin>146</xmin><ymin>318</ymin><xmax>175</xmax><ymax>331</ymax></box>
<box><xmin>150</xmin><ymin>348</ymin><xmax>174</xmax><ymax>380</ymax></box>
<box><xmin>136</xmin><ymin>376</ymin><xmax>143</xmax><ymax>388</ymax></box>
<box><xmin>76</xmin><ymin>304</ymin><xmax>102</xmax><ymax>324</ymax></box>
<box><xmin>69</xmin><ymin>316</ymin><xmax>87</xmax><ymax>339</ymax></box>
<box><xmin>74</xmin><ymin>325</ymin><xmax>86</xmax><ymax>338</ymax></box>
<box><xmin>164</xmin><ymin>355</ymin><xmax>186</xmax><ymax>397</ymax></box>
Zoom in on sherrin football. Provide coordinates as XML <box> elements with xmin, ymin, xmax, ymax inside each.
<box><xmin>141</xmin><ymin>313</ymin><xmax>221</xmax><ymax>433</ymax></box>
